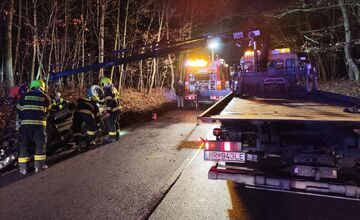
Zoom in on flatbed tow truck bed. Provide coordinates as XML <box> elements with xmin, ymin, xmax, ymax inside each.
<box><xmin>200</xmin><ymin>91</ymin><xmax>360</xmax><ymax>123</ymax></box>
<box><xmin>199</xmin><ymin>90</ymin><xmax>360</xmax><ymax>199</ymax></box>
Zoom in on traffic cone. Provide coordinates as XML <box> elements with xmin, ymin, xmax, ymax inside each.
<box><xmin>152</xmin><ymin>113</ymin><xmax>157</xmax><ymax>120</ymax></box>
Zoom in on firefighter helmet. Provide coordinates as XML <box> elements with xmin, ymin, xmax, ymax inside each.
<box><xmin>86</xmin><ymin>88</ymin><xmax>99</xmax><ymax>102</ymax></box>
<box><xmin>100</xmin><ymin>77</ymin><xmax>112</xmax><ymax>87</ymax></box>
<box><xmin>30</xmin><ymin>80</ymin><xmax>46</xmax><ymax>92</ymax></box>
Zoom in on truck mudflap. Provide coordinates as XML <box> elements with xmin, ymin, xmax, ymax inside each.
<box><xmin>209</xmin><ymin>163</ymin><xmax>360</xmax><ymax>199</ymax></box>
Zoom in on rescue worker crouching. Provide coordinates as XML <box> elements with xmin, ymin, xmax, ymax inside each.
<box><xmin>100</xmin><ymin>77</ymin><xmax>121</xmax><ymax>143</ymax></box>
<box><xmin>51</xmin><ymin>91</ymin><xmax>69</xmax><ymax>112</ymax></box>
<box><xmin>71</xmin><ymin>89</ymin><xmax>101</xmax><ymax>146</ymax></box>
<box><xmin>16</xmin><ymin>80</ymin><xmax>51</xmax><ymax>174</ymax></box>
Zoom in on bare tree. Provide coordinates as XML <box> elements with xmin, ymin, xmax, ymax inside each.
<box><xmin>4</xmin><ymin>0</ymin><xmax>14</xmax><ymax>94</ymax></box>
<box><xmin>339</xmin><ymin>0</ymin><xmax>360</xmax><ymax>81</ymax></box>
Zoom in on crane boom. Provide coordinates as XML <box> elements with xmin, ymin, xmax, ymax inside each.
<box><xmin>49</xmin><ymin>37</ymin><xmax>211</xmax><ymax>81</ymax></box>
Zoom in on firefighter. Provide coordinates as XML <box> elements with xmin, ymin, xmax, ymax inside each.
<box><xmin>16</xmin><ymin>79</ymin><xmax>51</xmax><ymax>174</ymax></box>
<box><xmin>71</xmin><ymin>89</ymin><xmax>100</xmax><ymax>146</ymax></box>
<box><xmin>100</xmin><ymin>77</ymin><xmax>121</xmax><ymax>143</ymax></box>
<box><xmin>51</xmin><ymin>91</ymin><xmax>69</xmax><ymax>111</ymax></box>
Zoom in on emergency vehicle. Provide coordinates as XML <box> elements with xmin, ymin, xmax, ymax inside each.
<box><xmin>240</xmin><ymin>48</ymin><xmax>299</xmax><ymax>71</ymax></box>
<box><xmin>184</xmin><ymin>58</ymin><xmax>231</xmax><ymax>104</ymax></box>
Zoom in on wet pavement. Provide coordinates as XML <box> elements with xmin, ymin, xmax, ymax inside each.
<box><xmin>1</xmin><ymin>108</ymin><xmax>360</xmax><ymax>220</ymax></box>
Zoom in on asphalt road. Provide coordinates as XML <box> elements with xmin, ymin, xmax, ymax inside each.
<box><xmin>1</xmin><ymin>108</ymin><xmax>360</xmax><ymax>220</ymax></box>
<box><xmin>0</xmin><ymin>109</ymin><xmax>200</xmax><ymax>219</ymax></box>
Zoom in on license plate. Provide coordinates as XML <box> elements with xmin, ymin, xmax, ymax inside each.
<box><xmin>204</xmin><ymin>151</ymin><xmax>245</xmax><ymax>162</ymax></box>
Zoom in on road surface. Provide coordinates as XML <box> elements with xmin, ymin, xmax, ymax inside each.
<box><xmin>1</xmin><ymin>109</ymin><xmax>360</xmax><ymax>220</ymax></box>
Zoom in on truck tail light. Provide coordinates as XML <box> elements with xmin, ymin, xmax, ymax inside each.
<box><xmin>210</xmin><ymin>96</ymin><xmax>222</xmax><ymax>100</ymax></box>
<box><xmin>213</xmin><ymin>128</ymin><xmax>222</xmax><ymax>136</ymax></box>
<box><xmin>204</xmin><ymin>141</ymin><xmax>216</xmax><ymax>151</ymax></box>
<box><xmin>224</xmin><ymin>142</ymin><xmax>231</xmax><ymax>151</ymax></box>
<box><xmin>185</xmin><ymin>95</ymin><xmax>196</xmax><ymax>100</ymax></box>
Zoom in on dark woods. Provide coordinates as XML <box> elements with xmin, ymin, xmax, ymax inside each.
<box><xmin>1</xmin><ymin>0</ymin><xmax>359</xmax><ymax>96</ymax></box>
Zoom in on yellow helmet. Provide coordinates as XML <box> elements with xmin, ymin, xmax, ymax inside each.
<box><xmin>30</xmin><ymin>80</ymin><xmax>46</xmax><ymax>92</ymax></box>
<box><xmin>100</xmin><ymin>77</ymin><xmax>112</xmax><ymax>87</ymax></box>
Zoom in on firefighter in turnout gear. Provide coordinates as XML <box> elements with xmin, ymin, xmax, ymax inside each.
<box><xmin>16</xmin><ymin>80</ymin><xmax>51</xmax><ymax>174</ymax></box>
<box><xmin>71</xmin><ymin>89</ymin><xmax>101</xmax><ymax>146</ymax></box>
<box><xmin>51</xmin><ymin>91</ymin><xmax>69</xmax><ymax>112</ymax></box>
<box><xmin>100</xmin><ymin>77</ymin><xmax>121</xmax><ymax>143</ymax></box>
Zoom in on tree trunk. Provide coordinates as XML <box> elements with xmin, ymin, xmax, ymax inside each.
<box><xmin>339</xmin><ymin>0</ymin><xmax>360</xmax><ymax>81</ymax></box>
<box><xmin>166</xmin><ymin>12</ymin><xmax>175</xmax><ymax>91</ymax></box>
<box><xmin>31</xmin><ymin>0</ymin><xmax>38</xmax><ymax>81</ymax></box>
<box><xmin>13</xmin><ymin>0</ymin><xmax>22</xmax><ymax>76</ymax></box>
<box><xmin>61</xmin><ymin>0</ymin><xmax>69</xmax><ymax>72</ymax></box>
<box><xmin>148</xmin><ymin>5</ymin><xmax>165</xmax><ymax>94</ymax></box>
<box><xmin>110</xmin><ymin>0</ymin><xmax>120</xmax><ymax>81</ymax></box>
<box><xmin>314</xmin><ymin>52</ymin><xmax>327</xmax><ymax>81</ymax></box>
<box><xmin>80</xmin><ymin>0</ymin><xmax>87</xmax><ymax>88</ymax></box>
<box><xmin>98</xmin><ymin>0</ymin><xmax>106</xmax><ymax>79</ymax></box>
<box><xmin>4</xmin><ymin>0</ymin><xmax>14</xmax><ymax>94</ymax></box>
<box><xmin>118</xmin><ymin>0</ymin><xmax>130</xmax><ymax>91</ymax></box>
<box><xmin>138</xmin><ymin>60</ymin><xmax>143</xmax><ymax>91</ymax></box>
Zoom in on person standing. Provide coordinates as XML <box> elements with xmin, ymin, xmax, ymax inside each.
<box><xmin>71</xmin><ymin>89</ymin><xmax>101</xmax><ymax>146</ymax></box>
<box><xmin>100</xmin><ymin>77</ymin><xmax>121</xmax><ymax>143</ymax></box>
<box><xmin>175</xmin><ymin>80</ymin><xmax>185</xmax><ymax>108</ymax></box>
<box><xmin>16</xmin><ymin>80</ymin><xmax>51</xmax><ymax>174</ymax></box>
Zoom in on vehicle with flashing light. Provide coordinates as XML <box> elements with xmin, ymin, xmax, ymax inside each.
<box><xmin>239</xmin><ymin>48</ymin><xmax>299</xmax><ymax>72</ymax></box>
<box><xmin>200</xmin><ymin>33</ymin><xmax>360</xmax><ymax>199</ymax></box>
<box><xmin>184</xmin><ymin>58</ymin><xmax>231</xmax><ymax>104</ymax></box>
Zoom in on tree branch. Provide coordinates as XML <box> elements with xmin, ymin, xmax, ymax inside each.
<box><xmin>275</xmin><ymin>4</ymin><xmax>340</xmax><ymax>19</ymax></box>
<box><xmin>300</xmin><ymin>24</ymin><xmax>343</xmax><ymax>34</ymax></box>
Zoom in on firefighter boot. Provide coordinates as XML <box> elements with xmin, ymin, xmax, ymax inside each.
<box><xmin>19</xmin><ymin>168</ymin><xmax>28</xmax><ymax>175</ymax></box>
<box><xmin>35</xmin><ymin>165</ymin><xmax>48</xmax><ymax>173</ymax></box>
<box><xmin>34</xmin><ymin>155</ymin><xmax>47</xmax><ymax>173</ymax></box>
<box><xmin>104</xmin><ymin>136</ymin><xmax>116</xmax><ymax>144</ymax></box>
<box><xmin>18</xmin><ymin>157</ymin><xmax>30</xmax><ymax>175</ymax></box>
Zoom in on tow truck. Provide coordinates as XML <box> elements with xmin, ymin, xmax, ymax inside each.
<box><xmin>199</xmin><ymin>32</ymin><xmax>360</xmax><ymax>199</ymax></box>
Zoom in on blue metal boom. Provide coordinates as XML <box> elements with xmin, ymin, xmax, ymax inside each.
<box><xmin>49</xmin><ymin>38</ymin><xmax>210</xmax><ymax>81</ymax></box>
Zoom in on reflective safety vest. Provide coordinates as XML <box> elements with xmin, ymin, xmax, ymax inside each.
<box><xmin>104</xmin><ymin>86</ymin><xmax>121</xmax><ymax>113</ymax></box>
<box><xmin>16</xmin><ymin>89</ymin><xmax>51</xmax><ymax>126</ymax></box>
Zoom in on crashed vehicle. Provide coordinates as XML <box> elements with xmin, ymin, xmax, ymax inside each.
<box><xmin>0</xmin><ymin>85</ymin><xmax>108</xmax><ymax>171</ymax></box>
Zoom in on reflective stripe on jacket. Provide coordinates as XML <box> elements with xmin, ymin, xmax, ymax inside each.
<box><xmin>17</xmin><ymin>89</ymin><xmax>51</xmax><ymax>127</ymax></box>
<box><xmin>104</xmin><ymin>86</ymin><xmax>121</xmax><ymax>113</ymax></box>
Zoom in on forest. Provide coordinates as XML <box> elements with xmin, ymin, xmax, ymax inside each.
<box><xmin>0</xmin><ymin>0</ymin><xmax>360</xmax><ymax>96</ymax></box>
